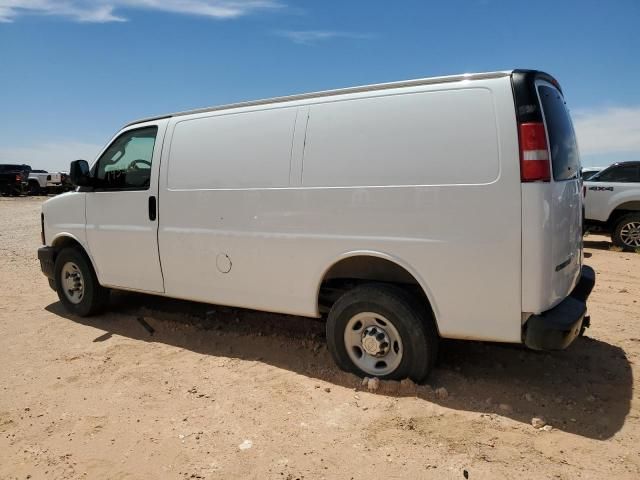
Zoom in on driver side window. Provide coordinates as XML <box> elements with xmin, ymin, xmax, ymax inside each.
<box><xmin>95</xmin><ymin>126</ymin><xmax>158</xmax><ymax>190</ymax></box>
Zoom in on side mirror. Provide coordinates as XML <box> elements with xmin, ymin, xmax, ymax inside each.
<box><xmin>69</xmin><ymin>159</ymin><xmax>92</xmax><ymax>187</ymax></box>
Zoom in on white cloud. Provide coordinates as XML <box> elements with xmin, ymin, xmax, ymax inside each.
<box><xmin>0</xmin><ymin>0</ymin><xmax>282</xmax><ymax>23</ymax></box>
<box><xmin>276</xmin><ymin>29</ymin><xmax>373</xmax><ymax>45</ymax></box>
<box><xmin>573</xmin><ymin>106</ymin><xmax>640</xmax><ymax>156</ymax></box>
<box><xmin>0</xmin><ymin>141</ymin><xmax>103</xmax><ymax>172</ymax></box>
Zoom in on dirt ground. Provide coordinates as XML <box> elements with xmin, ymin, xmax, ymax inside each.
<box><xmin>0</xmin><ymin>196</ymin><xmax>639</xmax><ymax>479</ymax></box>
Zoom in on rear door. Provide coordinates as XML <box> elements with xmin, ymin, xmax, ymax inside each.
<box><xmin>537</xmin><ymin>81</ymin><xmax>582</xmax><ymax>299</ymax></box>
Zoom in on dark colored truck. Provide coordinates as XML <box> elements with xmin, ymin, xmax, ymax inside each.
<box><xmin>0</xmin><ymin>164</ymin><xmax>31</xmax><ymax>196</ymax></box>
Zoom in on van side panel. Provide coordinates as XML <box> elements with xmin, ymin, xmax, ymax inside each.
<box><xmin>301</xmin><ymin>82</ymin><xmax>522</xmax><ymax>341</ymax></box>
<box><xmin>158</xmin><ymin>77</ymin><xmax>523</xmax><ymax>343</ymax></box>
<box><xmin>168</xmin><ymin>107</ymin><xmax>297</xmax><ymax>189</ymax></box>
<box><xmin>303</xmin><ymin>89</ymin><xmax>499</xmax><ymax>186</ymax></box>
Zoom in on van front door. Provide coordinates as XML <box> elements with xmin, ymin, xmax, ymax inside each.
<box><xmin>85</xmin><ymin>121</ymin><xmax>166</xmax><ymax>292</ymax></box>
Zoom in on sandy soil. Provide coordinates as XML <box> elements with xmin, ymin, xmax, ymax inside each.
<box><xmin>0</xmin><ymin>196</ymin><xmax>639</xmax><ymax>479</ymax></box>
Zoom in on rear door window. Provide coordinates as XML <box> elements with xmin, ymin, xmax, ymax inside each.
<box><xmin>538</xmin><ymin>85</ymin><xmax>580</xmax><ymax>181</ymax></box>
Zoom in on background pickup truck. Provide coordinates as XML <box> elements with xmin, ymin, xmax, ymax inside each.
<box><xmin>0</xmin><ymin>164</ymin><xmax>31</xmax><ymax>196</ymax></box>
<box><xmin>584</xmin><ymin>161</ymin><xmax>640</xmax><ymax>249</ymax></box>
<box><xmin>28</xmin><ymin>170</ymin><xmax>64</xmax><ymax>195</ymax></box>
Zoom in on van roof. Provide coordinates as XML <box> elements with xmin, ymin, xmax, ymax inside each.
<box><xmin>124</xmin><ymin>70</ymin><xmax>519</xmax><ymax>128</ymax></box>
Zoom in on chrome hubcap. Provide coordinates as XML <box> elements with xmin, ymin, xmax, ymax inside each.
<box><xmin>620</xmin><ymin>222</ymin><xmax>640</xmax><ymax>247</ymax></box>
<box><xmin>61</xmin><ymin>261</ymin><xmax>84</xmax><ymax>304</ymax></box>
<box><xmin>344</xmin><ymin>312</ymin><xmax>403</xmax><ymax>376</ymax></box>
<box><xmin>361</xmin><ymin>325</ymin><xmax>391</xmax><ymax>356</ymax></box>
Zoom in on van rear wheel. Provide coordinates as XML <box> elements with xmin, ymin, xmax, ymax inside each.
<box><xmin>326</xmin><ymin>284</ymin><xmax>438</xmax><ymax>383</ymax></box>
<box><xmin>54</xmin><ymin>247</ymin><xmax>109</xmax><ymax>316</ymax></box>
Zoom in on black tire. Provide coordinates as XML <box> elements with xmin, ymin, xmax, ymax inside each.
<box><xmin>612</xmin><ymin>213</ymin><xmax>640</xmax><ymax>250</ymax></box>
<box><xmin>326</xmin><ymin>283</ymin><xmax>438</xmax><ymax>383</ymax></box>
<box><xmin>54</xmin><ymin>247</ymin><xmax>109</xmax><ymax>316</ymax></box>
<box><xmin>28</xmin><ymin>181</ymin><xmax>40</xmax><ymax>196</ymax></box>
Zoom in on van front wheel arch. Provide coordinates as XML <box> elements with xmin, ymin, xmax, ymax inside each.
<box><xmin>326</xmin><ymin>283</ymin><xmax>438</xmax><ymax>383</ymax></box>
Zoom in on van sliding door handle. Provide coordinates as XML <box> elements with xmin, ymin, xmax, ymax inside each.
<box><xmin>148</xmin><ymin>196</ymin><xmax>157</xmax><ymax>221</ymax></box>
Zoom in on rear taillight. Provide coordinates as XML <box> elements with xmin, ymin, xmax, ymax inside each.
<box><xmin>16</xmin><ymin>174</ymin><xmax>21</xmax><ymax>182</ymax></box>
<box><xmin>41</xmin><ymin>213</ymin><xmax>45</xmax><ymax>244</ymax></box>
<box><xmin>519</xmin><ymin>122</ymin><xmax>550</xmax><ymax>182</ymax></box>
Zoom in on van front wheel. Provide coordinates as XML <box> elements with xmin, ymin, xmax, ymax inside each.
<box><xmin>54</xmin><ymin>248</ymin><xmax>109</xmax><ymax>316</ymax></box>
<box><xmin>326</xmin><ymin>284</ymin><xmax>438</xmax><ymax>383</ymax></box>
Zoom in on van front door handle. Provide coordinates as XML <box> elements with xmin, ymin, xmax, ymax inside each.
<box><xmin>148</xmin><ymin>196</ymin><xmax>157</xmax><ymax>221</ymax></box>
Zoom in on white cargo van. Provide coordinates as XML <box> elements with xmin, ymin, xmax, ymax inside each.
<box><xmin>38</xmin><ymin>69</ymin><xmax>595</xmax><ymax>381</ymax></box>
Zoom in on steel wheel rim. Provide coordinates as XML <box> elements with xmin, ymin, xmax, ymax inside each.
<box><xmin>344</xmin><ymin>312</ymin><xmax>403</xmax><ymax>376</ymax></box>
<box><xmin>620</xmin><ymin>221</ymin><xmax>640</xmax><ymax>247</ymax></box>
<box><xmin>61</xmin><ymin>261</ymin><xmax>85</xmax><ymax>304</ymax></box>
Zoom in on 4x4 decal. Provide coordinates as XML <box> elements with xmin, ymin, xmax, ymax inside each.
<box><xmin>589</xmin><ymin>186</ymin><xmax>614</xmax><ymax>192</ymax></box>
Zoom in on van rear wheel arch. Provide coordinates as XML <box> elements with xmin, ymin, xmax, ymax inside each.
<box><xmin>317</xmin><ymin>253</ymin><xmax>439</xmax><ymax>330</ymax></box>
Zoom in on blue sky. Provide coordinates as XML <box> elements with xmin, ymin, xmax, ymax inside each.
<box><xmin>0</xmin><ymin>0</ymin><xmax>639</xmax><ymax>170</ymax></box>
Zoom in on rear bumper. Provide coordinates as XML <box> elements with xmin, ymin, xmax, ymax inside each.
<box><xmin>38</xmin><ymin>246</ymin><xmax>56</xmax><ymax>279</ymax></box>
<box><xmin>524</xmin><ymin>265</ymin><xmax>596</xmax><ymax>350</ymax></box>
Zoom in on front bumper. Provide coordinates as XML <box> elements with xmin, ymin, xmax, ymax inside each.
<box><xmin>38</xmin><ymin>246</ymin><xmax>56</xmax><ymax>279</ymax></box>
<box><xmin>524</xmin><ymin>265</ymin><xmax>596</xmax><ymax>350</ymax></box>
